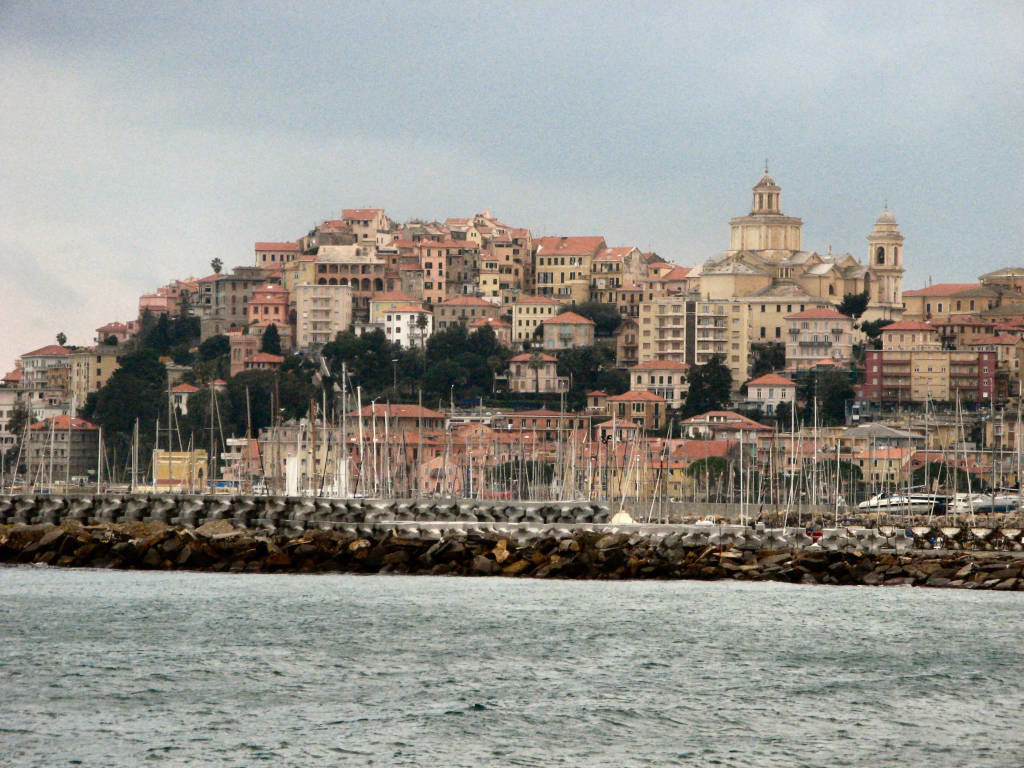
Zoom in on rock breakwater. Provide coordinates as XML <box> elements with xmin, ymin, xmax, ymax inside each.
<box><xmin>2</xmin><ymin>520</ymin><xmax>1021</xmax><ymax>590</ymax></box>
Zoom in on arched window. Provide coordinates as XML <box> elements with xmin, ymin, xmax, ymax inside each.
<box><xmin>317</xmin><ymin>278</ymin><xmax>326</xmax><ymax>285</ymax></box>
<box><xmin>374</xmin><ymin>278</ymin><xmax>384</xmax><ymax>291</ymax></box>
<box><xmin>339</xmin><ymin>278</ymin><xmax>348</xmax><ymax>287</ymax></box>
<box><xmin>362</xmin><ymin>278</ymin><xmax>371</xmax><ymax>291</ymax></box>
<box><xmin>876</xmin><ymin>246</ymin><xmax>885</xmax><ymax>265</ymax></box>
<box><xmin>328</xmin><ymin>278</ymin><xmax>337</xmax><ymax>285</ymax></box>
<box><xmin>828</xmin><ymin>284</ymin><xmax>835</xmax><ymax>295</ymax></box>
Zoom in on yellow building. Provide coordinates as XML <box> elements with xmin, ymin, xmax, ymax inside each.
<box><xmin>152</xmin><ymin>449</ymin><xmax>209</xmax><ymax>490</ymax></box>
<box><xmin>511</xmin><ymin>295</ymin><xmax>564</xmax><ymax>346</ymax></box>
<box><xmin>902</xmin><ymin>283</ymin><xmax>999</xmax><ymax>322</ymax></box>
<box><xmin>533</xmin><ymin>236</ymin><xmax>605</xmax><ymax>304</ymax></box>
<box><xmin>68</xmin><ymin>346</ymin><xmax>120</xmax><ymax>408</ymax></box>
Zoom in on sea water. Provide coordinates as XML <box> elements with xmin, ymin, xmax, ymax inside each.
<box><xmin>0</xmin><ymin>567</ymin><xmax>1021</xmax><ymax>767</ymax></box>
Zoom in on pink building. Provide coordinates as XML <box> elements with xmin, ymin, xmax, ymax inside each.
<box><xmin>248</xmin><ymin>283</ymin><xmax>290</xmax><ymax>327</ymax></box>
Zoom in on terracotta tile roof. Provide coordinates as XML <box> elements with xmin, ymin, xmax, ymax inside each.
<box><xmin>631</xmin><ymin>360</ymin><xmax>689</xmax><ymax>371</ymax></box>
<box><xmin>440</xmin><ymin>296</ymin><xmax>497</xmax><ymax>307</ymax></box>
<box><xmin>390</xmin><ymin>304</ymin><xmax>430</xmax><ymax>313</ymax></box>
<box><xmin>593</xmin><ymin>246</ymin><xmax>636</xmax><ymax>261</ymax></box>
<box><xmin>342</xmin><ymin>209</ymin><xmax>383</xmax><ymax>221</ymax></box>
<box><xmin>607</xmin><ymin>390</ymin><xmax>665</xmax><ymax>402</ymax></box>
<box><xmin>513</xmin><ymin>295</ymin><xmax>563</xmax><ymax>305</ymax></box>
<box><xmin>669</xmin><ymin>440</ymin><xmax>732</xmax><ymax>460</ymax></box>
<box><xmin>254</xmin><ymin>241</ymin><xmax>300</xmax><ymax>251</ymax></box>
<box><xmin>470</xmin><ymin>316</ymin><xmax>510</xmax><ymax>327</ymax></box>
<box><xmin>3</xmin><ymin>369</ymin><xmax>23</xmax><ymax>382</ymax></box>
<box><xmin>648</xmin><ymin>265</ymin><xmax>692</xmax><ymax>281</ymax></box>
<box><xmin>586</xmin><ymin>390</ymin><xmax>608</xmax><ymax>397</ymax></box>
<box><xmin>249</xmin><ymin>353</ymin><xmax>284</xmax><ymax>364</ymax></box>
<box><xmin>171</xmin><ymin>383</ymin><xmax>199</xmax><ymax>393</ymax></box>
<box><xmin>902</xmin><ymin>282</ymin><xmax>983</xmax><ymax>297</ymax></box>
<box><xmin>785</xmin><ymin>307</ymin><xmax>848</xmax><ymax>320</ymax></box>
<box><xmin>22</xmin><ymin>345</ymin><xmax>70</xmax><ymax>357</ymax></box>
<box><xmin>509</xmin><ymin>352</ymin><xmax>557</xmax><ymax>362</ymax></box>
<box><xmin>534</xmin><ymin>236</ymin><xmax>606</xmax><ymax>256</ymax></box>
<box><xmin>30</xmin><ymin>415</ymin><xmax>98</xmax><ymax>431</ymax></box>
<box><xmin>348</xmin><ymin>403</ymin><xmax>446</xmax><ymax>420</ymax></box>
<box><xmin>544</xmin><ymin>311</ymin><xmax>595</xmax><ymax>325</ymax></box>
<box><xmin>682</xmin><ymin>410</ymin><xmax>771</xmax><ymax>430</ymax></box>
<box><xmin>965</xmin><ymin>334</ymin><xmax>1023</xmax><ymax>345</ymax></box>
<box><xmin>746</xmin><ymin>373</ymin><xmax>797</xmax><ymax>387</ymax></box>
<box><xmin>96</xmin><ymin>322</ymin><xmax>129</xmax><ymax>332</ymax></box>
<box><xmin>504</xmin><ymin>408</ymin><xmax>570</xmax><ymax>418</ymax></box>
<box><xmin>881</xmin><ymin>321</ymin><xmax>938</xmax><ymax>332</ymax></box>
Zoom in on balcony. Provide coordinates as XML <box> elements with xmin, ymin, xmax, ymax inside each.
<box><xmin>798</xmin><ymin>340</ymin><xmax>832</xmax><ymax>347</ymax></box>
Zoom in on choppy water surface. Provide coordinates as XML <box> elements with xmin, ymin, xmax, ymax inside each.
<box><xmin>0</xmin><ymin>569</ymin><xmax>1021</xmax><ymax>767</ymax></box>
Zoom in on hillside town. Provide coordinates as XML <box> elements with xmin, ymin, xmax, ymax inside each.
<box><xmin>3</xmin><ymin>171</ymin><xmax>1022</xmax><ymax>515</ymax></box>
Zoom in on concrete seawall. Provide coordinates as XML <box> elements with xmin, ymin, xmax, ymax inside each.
<box><xmin>0</xmin><ymin>494</ymin><xmax>1021</xmax><ymax>589</ymax></box>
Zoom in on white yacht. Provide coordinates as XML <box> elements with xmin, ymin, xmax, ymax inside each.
<box><xmin>857</xmin><ymin>492</ymin><xmax>946</xmax><ymax>515</ymax></box>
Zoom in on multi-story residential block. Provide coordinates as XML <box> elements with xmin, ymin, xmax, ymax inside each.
<box><xmin>508</xmin><ymin>352</ymin><xmax>567</xmax><ymax>394</ymax></box>
<box><xmin>902</xmin><ymin>283</ymin><xmax>999</xmax><ymax>322</ymax></box>
<box><xmin>590</xmin><ymin>246</ymin><xmax>647</xmax><ymax>307</ymax></box>
<box><xmin>369</xmin><ymin>290</ymin><xmax>421</xmax><ymax>324</ymax></box>
<box><xmin>139</xmin><ymin>278</ymin><xmax>199</xmax><ymax>318</ymax></box>
<box><xmin>511</xmin><ymin>295</ymin><xmax>563</xmax><ymax>346</ymax></box>
<box><xmin>542</xmin><ymin>311</ymin><xmax>595</xmax><ymax>350</ymax></box>
<box><xmin>533</xmin><ymin>236</ymin><xmax>606</xmax><ymax>304</ymax></box>
<box><xmin>468</xmin><ymin>316</ymin><xmax>512</xmax><ymax>347</ymax></box>
<box><xmin>744</xmin><ymin>372</ymin><xmax>796</xmax><ymax>415</ymax></box>
<box><xmin>24</xmin><ymin>415</ymin><xmax>100</xmax><ymax>485</ymax></box>
<box><xmin>784</xmin><ymin>307</ymin><xmax>855</xmax><ymax>371</ymax></box>
<box><xmin>342</xmin><ymin>208</ymin><xmax>390</xmax><ymax>244</ymax></box>
<box><xmin>605</xmin><ymin>390</ymin><xmax>667</xmax><ymax>431</ymax></box>
<box><xmin>313</xmin><ymin>244</ymin><xmax>389</xmax><ymax>322</ymax></box>
<box><xmin>743</xmin><ymin>286</ymin><xmax>833</xmax><ymax>345</ymax></box>
<box><xmin>254</xmin><ymin>241</ymin><xmax>301</xmax><ymax>269</ymax></box>
<box><xmin>294</xmin><ymin>282</ymin><xmax>353</xmax><ymax>349</ymax></box>
<box><xmin>629</xmin><ymin>360</ymin><xmax>690</xmax><ymax>409</ymax></box>
<box><xmin>435</xmin><ymin>296</ymin><xmax>500</xmax><ymax>331</ymax></box>
<box><xmin>0</xmin><ymin>388</ymin><xmax>22</xmax><ymax>456</ymax></box>
<box><xmin>614</xmin><ymin>318</ymin><xmax>639</xmax><ymax>368</ymax></box>
<box><xmin>858</xmin><ymin>349</ymin><xmax>997</xmax><ymax>405</ymax></box>
<box><xmin>20</xmin><ymin>345</ymin><xmax>70</xmax><ymax>392</ymax></box>
<box><xmin>248</xmin><ymin>283</ymin><xmax>290</xmax><ymax>328</ymax></box>
<box><xmin>880</xmin><ymin>320</ymin><xmax>941</xmax><ymax>351</ymax></box>
<box><xmin>94</xmin><ymin>321</ymin><xmax>135</xmax><ymax>345</ymax></box>
<box><xmin>638</xmin><ymin>295</ymin><xmax>750</xmax><ymax>388</ymax></box>
<box><xmin>383</xmin><ymin>305</ymin><xmax>433</xmax><ymax>349</ymax></box>
<box><xmin>68</xmin><ymin>346</ymin><xmax>120</xmax><ymax>408</ymax></box>
<box><xmin>199</xmin><ymin>266</ymin><xmax>268</xmax><ymax>339</ymax></box>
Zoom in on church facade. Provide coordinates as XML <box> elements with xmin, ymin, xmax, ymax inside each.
<box><xmin>694</xmin><ymin>171</ymin><xmax>905</xmax><ymax>324</ymax></box>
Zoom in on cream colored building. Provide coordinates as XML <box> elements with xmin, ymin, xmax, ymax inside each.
<box><xmin>511</xmin><ymin>295</ymin><xmax>564</xmax><ymax>346</ymax></box>
<box><xmin>294</xmin><ymin>282</ymin><xmax>353</xmax><ymax>349</ymax></box>
<box><xmin>880</xmin><ymin>321</ymin><xmax>941</xmax><ymax>351</ymax></box>
<box><xmin>784</xmin><ymin>307</ymin><xmax>855</xmax><ymax>371</ymax></box>
<box><xmin>745</xmin><ymin>373</ymin><xmax>796</xmax><ymax>416</ymax></box>
<box><xmin>508</xmin><ymin>352</ymin><xmax>568</xmax><ymax>394</ymax></box>
<box><xmin>902</xmin><ymin>283</ymin><xmax>1000</xmax><ymax>322</ymax></box>
<box><xmin>542</xmin><ymin>311</ymin><xmax>595</xmax><ymax>350</ymax></box>
<box><xmin>68</xmin><ymin>346</ymin><xmax>120</xmax><ymax>407</ymax></box>
<box><xmin>637</xmin><ymin>295</ymin><xmax>750</xmax><ymax>388</ymax></box>
<box><xmin>630</xmin><ymin>360</ymin><xmax>689</xmax><ymax>408</ymax></box>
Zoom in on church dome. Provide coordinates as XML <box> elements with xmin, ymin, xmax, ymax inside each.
<box><xmin>875</xmin><ymin>208</ymin><xmax>898</xmax><ymax>228</ymax></box>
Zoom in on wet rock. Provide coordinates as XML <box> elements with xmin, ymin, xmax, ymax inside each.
<box><xmin>472</xmin><ymin>555</ymin><xmax>496</xmax><ymax>575</ymax></box>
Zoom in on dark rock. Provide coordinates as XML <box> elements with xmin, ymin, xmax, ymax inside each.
<box><xmin>472</xmin><ymin>555</ymin><xmax>497</xmax><ymax>575</ymax></box>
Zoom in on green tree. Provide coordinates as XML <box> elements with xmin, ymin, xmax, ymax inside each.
<box><xmin>682</xmin><ymin>355</ymin><xmax>733</xmax><ymax>418</ymax></box>
<box><xmin>838</xmin><ymin>291</ymin><xmax>870</xmax><ymax>319</ymax></box>
<box><xmin>84</xmin><ymin>350</ymin><xmax>167</xmax><ymax>460</ymax></box>
<box><xmin>56</xmin><ymin>331</ymin><xmax>67</xmax><ymax>347</ymax></box>
<box><xmin>860</xmin><ymin>319</ymin><xmax>894</xmax><ymax>350</ymax></box>
<box><xmin>569</xmin><ymin>301</ymin><xmax>622</xmax><ymax>337</ymax></box>
<box><xmin>750</xmin><ymin>342</ymin><xmax>785</xmax><ymax>377</ymax></box>
<box><xmin>197</xmin><ymin>334</ymin><xmax>230</xmax><ymax>361</ymax></box>
<box><xmin>796</xmin><ymin>368</ymin><xmax>855</xmax><ymax>426</ymax></box>
<box><xmin>261</xmin><ymin>323</ymin><xmax>282</xmax><ymax>355</ymax></box>
<box><xmin>911</xmin><ymin>461</ymin><xmax>976</xmax><ymax>493</ymax></box>
<box><xmin>774</xmin><ymin>401</ymin><xmax>793</xmax><ymax>430</ymax></box>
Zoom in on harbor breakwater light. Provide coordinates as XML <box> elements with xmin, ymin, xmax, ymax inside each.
<box><xmin>0</xmin><ymin>494</ymin><xmax>1022</xmax><ymax>589</ymax></box>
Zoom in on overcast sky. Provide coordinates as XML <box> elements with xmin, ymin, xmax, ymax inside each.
<box><xmin>2</xmin><ymin>1</ymin><xmax>1022</xmax><ymax>372</ymax></box>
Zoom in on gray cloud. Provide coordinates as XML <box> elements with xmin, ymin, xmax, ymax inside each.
<box><xmin>1</xmin><ymin>0</ymin><xmax>1021</xmax><ymax>370</ymax></box>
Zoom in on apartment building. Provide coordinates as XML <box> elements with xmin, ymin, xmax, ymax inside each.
<box><xmin>629</xmin><ymin>360</ymin><xmax>690</xmax><ymax>409</ymax></box>
<box><xmin>533</xmin><ymin>236</ymin><xmax>605</xmax><ymax>304</ymax></box>
<box><xmin>294</xmin><ymin>282</ymin><xmax>353</xmax><ymax>349</ymax></box>
<box><xmin>435</xmin><ymin>296</ymin><xmax>500</xmax><ymax>330</ymax></box>
<box><xmin>511</xmin><ymin>295</ymin><xmax>563</xmax><ymax>346</ymax></box>
<box><xmin>784</xmin><ymin>307</ymin><xmax>855</xmax><ymax>371</ymax></box>
<box><xmin>67</xmin><ymin>346</ymin><xmax>120</xmax><ymax>407</ymax></box>
<box><xmin>858</xmin><ymin>349</ymin><xmax>997</xmax><ymax>404</ymax></box>
<box><xmin>542</xmin><ymin>311</ymin><xmax>595</xmax><ymax>351</ymax></box>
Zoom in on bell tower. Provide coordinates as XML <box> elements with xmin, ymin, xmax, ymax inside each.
<box><xmin>863</xmin><ymin>207</ymin><xmax>905</xmax><ymax>321</ymax></box>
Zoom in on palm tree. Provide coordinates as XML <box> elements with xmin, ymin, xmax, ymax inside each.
<box><xmin>528</xmin><ymin>351</ymin><xmax>544</xmax><ymax>394</ymax></box>
<box><xmin>210</xmin><ymin>258</ymin><xmax>223</xmax><ymax>274</ymax></box>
